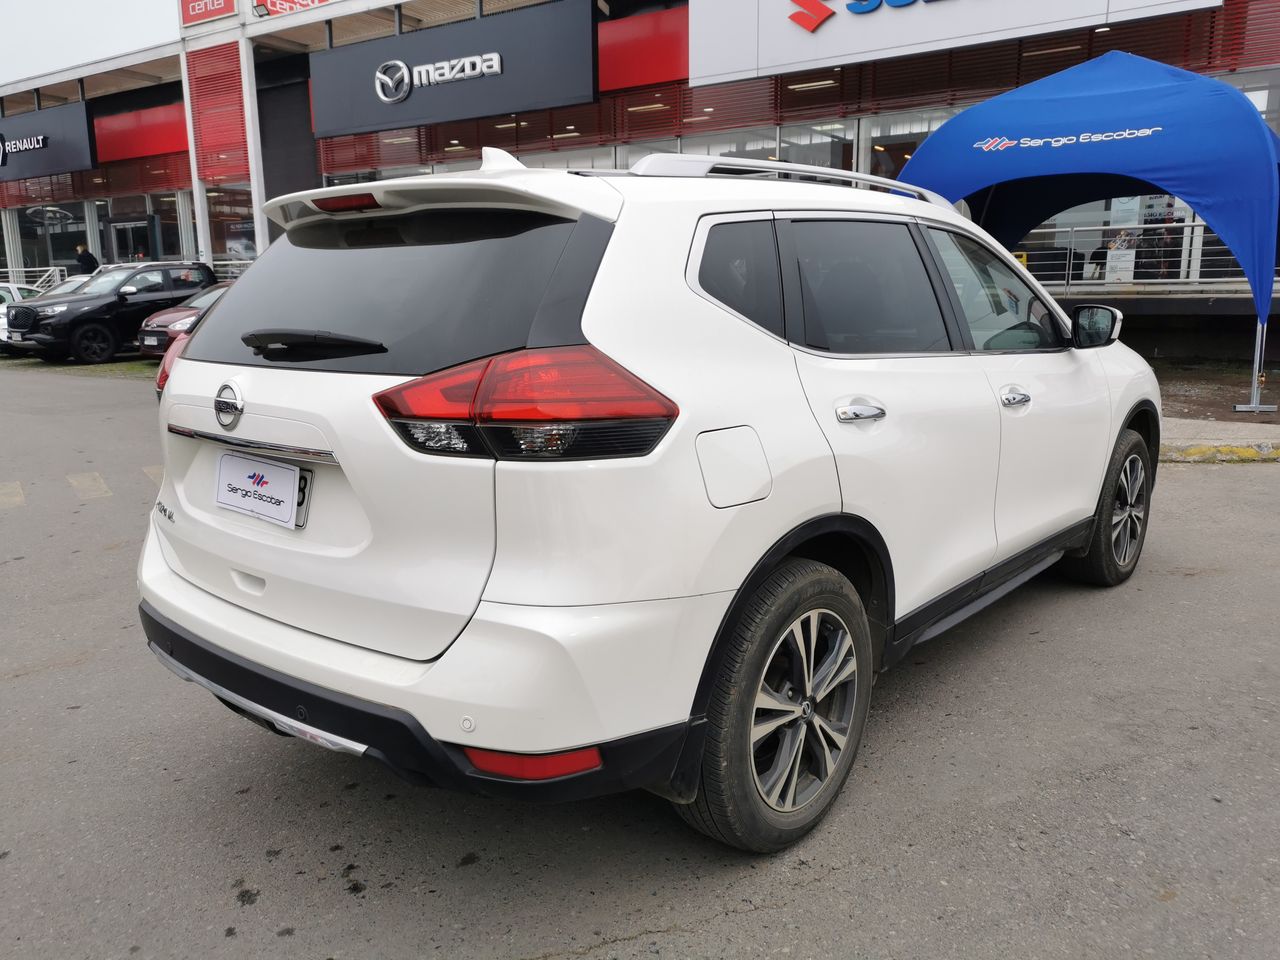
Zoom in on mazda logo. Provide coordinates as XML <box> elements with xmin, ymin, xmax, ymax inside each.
<box><xmin>214</xmin><ymin>382</ymin><xmax>244</xmax><ymax>431</ymax></box>
<box><xmin>375</xmin><ymin>60</ymin><xmax>411</xmax><ymax>105</ymax></box>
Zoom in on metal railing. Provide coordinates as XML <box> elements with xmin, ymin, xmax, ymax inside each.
<box><xmin>1019</xmin><ymin>220</ymin><xmax>1277</xmax><ymax>298</ymax></box>
<box><xmin>212</xmin><ymin>260</ymin><xmax>255</xmax><ymax>281</ymax></box>
<box><xmin>0</xmin><ymin>266</ymin><xmax>69</xmax><ymax>290</ymax></box>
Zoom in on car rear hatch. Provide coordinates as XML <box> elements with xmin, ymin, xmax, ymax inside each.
<box><xmin>156</xmin><ymin>160</ymin><xmax>622</xmax><ymax>661</ymax></box>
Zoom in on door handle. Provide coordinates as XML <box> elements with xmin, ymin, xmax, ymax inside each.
<box><xmin>836</xmin><ymin>404</ymin><xmax>887</xmax><ymax>423</ymax></box>
<box><xmin>1001</xmin><ymin>391</ymin><xmax>1032</xmax><ymax>408</ymax></box>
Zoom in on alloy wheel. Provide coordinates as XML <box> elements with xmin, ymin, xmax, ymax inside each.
<box><xmin>78</xmin><ymin>328</ymin><xmax>111</xmax><ymax>362</ymax></box>
<box><xmin>751</xmin><ymin>609</ymin><xmax>858</xmax><ymax>813</ymax></box>
<box><xmin>1112</xmin><ymin>453</ymin><xmax>1147</xmax><ymax>566</ymax></box>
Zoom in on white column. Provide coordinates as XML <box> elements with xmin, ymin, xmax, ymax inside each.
<box><xmin>238</xmin><ymin>36</ymin><xmax>270</xmax><ymax>258</ymax></box>
<box><xmin>179</xmin><ymin>49</ymin><xmax>214</xmax><ymax>265</ymax></box>
<box><xmin>83</xmin><ymin>199</ymin><xmax>103</xmax><ymax>262</ymax></box>
<box><xmin>176</xmin><ymin>190</ymin><xmax>197</xmax><ymax>260</ymax></box>
<box><xmin>1</xmin><ymin>209</ymin><xmax>21</xmax><ymax>280</ymax></box>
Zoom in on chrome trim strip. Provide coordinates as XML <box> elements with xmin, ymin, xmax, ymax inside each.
<box><xmin>149</xmin><ymin>642</ymin><xmax>368</xmax><ymax>757</ymax></box>
<box><xmin>167</xmin><ymin>425</ymin><xmax>339</xmax><ymax>465</ymax></box>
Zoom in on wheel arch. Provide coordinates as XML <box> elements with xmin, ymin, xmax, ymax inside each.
<box><xmin>1121</xmin><ymin>399</ymin><xmax>1160</xmax><ymax>485</ymax></box>
<box><xmin>692</xmin><ymin>514</ymin><xmax>894</xmax><ymax>719</ymax></box>
<box><xmin>658</xmin><ymin>515</ymin><xmax>895</xmax><ymax>804</ymax></box>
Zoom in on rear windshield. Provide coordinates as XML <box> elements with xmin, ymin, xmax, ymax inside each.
<box><xmin>185</xmin><ymin>208</ymin><xmax>580</xmax><ymax>375</ymax></box>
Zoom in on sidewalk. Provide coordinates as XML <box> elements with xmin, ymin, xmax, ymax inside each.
<box><xmin>1161</xmin><ymin>416</ymin><xmax>1280</xmax><ymax>462</ymax></box>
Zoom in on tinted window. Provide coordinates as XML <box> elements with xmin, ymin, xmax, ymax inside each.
<box><xmin>697</xmin><ymin>220</ymin><xmax>783</xmax><ymax>337</ymax></box>
<box><xmin>929</xmin><ymin>229</ymin><xmax>1064</xmax><ymax>352</ymax></box>
<box><xmin>184</xmin><ymin>286</ymin><xmax>226</xmax><ymax>310</ymax></box>
<box><xmin>167</xmin><ymin>267</ymin><xmax>204</xmax><ymax>292</ymax></box>
<box><xmin>129</xmin><ymin>270</ymin><xmax>166</xmax><ymax>294</ymax></box>
<box><xmin>791</xmin><ymin>220</ymin><xmax>951</xmax><ymax>354</ymax></box>
<box><xmin>185</xmin><ymin>209</ymin><xmax>583</xmax><ymax>375</ymax></box>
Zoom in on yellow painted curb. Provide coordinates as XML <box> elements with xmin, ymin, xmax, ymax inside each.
<box><xmin>1161</xmin><ymin>443</ymin><xmax>1280</xmax><ymax>463</ymax></box>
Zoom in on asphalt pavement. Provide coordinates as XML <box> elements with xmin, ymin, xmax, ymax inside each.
<box><xmin>2</xmin><ymin>361</ymin><xmax>1278</xmax><ymax>960</ymax></box>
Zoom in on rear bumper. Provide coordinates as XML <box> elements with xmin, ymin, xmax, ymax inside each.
<box><xmin>141</xmin><ymin>601</ymin><xmax>689</xmax><ymax>800</ymax></box>
<box><xmin>137</xmin><ymin>520</ymin><xmax>730</xmax><ymax>799</ymax></box>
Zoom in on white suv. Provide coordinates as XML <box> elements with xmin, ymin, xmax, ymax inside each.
<box><xmin>139</xmin><ymin>149</ymin><xmax>1160</xmax><ymax>852</ymax></box>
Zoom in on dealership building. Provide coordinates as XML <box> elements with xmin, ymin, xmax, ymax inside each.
<box><xmin>2</xmin><ymin>0</ymin><xmax>1280</xmax><ymax>327</ymax></box>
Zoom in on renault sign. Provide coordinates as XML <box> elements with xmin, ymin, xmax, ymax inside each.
<box><xmin>310</xmin><ymin>0</ymin><xmax>594</xmax><ymax>138</ymax></box>
<box><xmin>0</xmin><ymin>101</ymin><xmax>96</xmax><ymax>183</ymax></box>
<box><xmin>691</xmin><ymin>0</ymin><xmax>1224</xmax><ymax>86</ymax></box>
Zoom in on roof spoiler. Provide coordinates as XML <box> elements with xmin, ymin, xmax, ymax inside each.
<box><xmin>265</xmin><ymin>149</ymin><xmax>622</xmax><ymax>229</ymax></box>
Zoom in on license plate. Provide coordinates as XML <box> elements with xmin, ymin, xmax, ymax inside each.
<box><xmin>215</xmin><ymin>453</ymin><xmax>313</xmax><ymax>529</ymax></box>
<box><xmin>8</xmin><ymin>333</ymin><xmax>20</xmax><ymax>342</ymax></box>
<box><xmin>142</xmin><ymin>336</ymin><xmax>160</xmax><ymax>346</ymax></box>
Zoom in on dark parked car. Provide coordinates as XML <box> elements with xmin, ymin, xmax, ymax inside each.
<box><xmin>3</xmin><ymin>261</ymin><xmax>216</xmax><ymax>364</ymax></box>
<box><xmin>138</xmin><ymin>282</ymin><xmax>230</xmax><ymax>358</ymax></box>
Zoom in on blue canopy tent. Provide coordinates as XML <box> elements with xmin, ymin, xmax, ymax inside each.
<box><xmin>901</xmin><ymin>51</ymin><xmax>1278</xmax><ymax>413</ymax></box>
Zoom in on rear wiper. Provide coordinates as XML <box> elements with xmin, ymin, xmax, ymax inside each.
<box><xmin>240</xmin><ymin>328</ymin><xmax>387</xmax><ymax>360</ymax></box>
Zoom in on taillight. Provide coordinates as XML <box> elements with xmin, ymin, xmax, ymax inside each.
<box><xmin>155</xmin><ymin>332</ymin><xmax>192</xmax><ymax>396</ymax></box>
<box><xmin>312</xmin><ymin>192</ymin><xmax>380</xmax><ymax>213</ymax></box>
<box><xmin>373</xmin><ymin>345</ymin><xmax>677</xmax><ymax>461</ymax></box>
<box><xmin>463</xmin><ymin>745</ymin><xmax>603</xmax><ymax>781</ymax></box>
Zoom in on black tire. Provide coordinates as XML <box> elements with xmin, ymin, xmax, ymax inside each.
<box><xmin>1060</xmin><ymin>428</ymin><xmax>1152</xmax><ymax>587</ymax></box>
<box><xmin>70</xmin><ymin>323</ymin><xmax>118</xmax><ymax>365</ymax></box>
<box><xmin>675</xmin><ymin>559</ymin><xmax>874</xmax><ymax>852</ymax></box>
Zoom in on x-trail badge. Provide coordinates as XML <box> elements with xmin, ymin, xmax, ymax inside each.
<box><xmin>214</xmin><ymin>383</ymin><xmax>244</xmax><ymax>431</ymax></box>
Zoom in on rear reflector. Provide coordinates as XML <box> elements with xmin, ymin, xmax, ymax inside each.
<box><xmin>312</xmin><ymin>192</ymin><xmax>381</xmax><ymax>213</ymax></box>
<box><xmin>373</xmin><ymin>345</ymin><xmax>677</xmax><ymax>460</ymax></box>
<box><xmin>463</xmin><ymin>745</ymin><xmax>603</xmax><ymax>781</ymax></box>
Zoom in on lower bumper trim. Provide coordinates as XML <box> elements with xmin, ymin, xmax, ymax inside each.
<box><xmin>139</xmin><ymin>600</ymin><xmax>692</xmax><ymax>802</ymax></box>
<box><xmin>150</xmin><ymin>641</ymin><xmax>368</xmax><ymax>757</ymax></box>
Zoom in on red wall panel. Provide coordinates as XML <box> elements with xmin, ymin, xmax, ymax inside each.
<box><xmin>598</xmin><ymin>7</ymin><xmax>689</xmax><ymax>92</ymax></box>
<box><xmin>186</xmin><ymin>43</ymin><xmax>249</xmax><ymax>183</ymax></box>
<box><xmin>94</xmin><ymin>104</ymin><xmax>189</xmax><ymax>164</ymax></box>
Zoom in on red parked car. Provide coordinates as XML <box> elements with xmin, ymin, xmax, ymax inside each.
<box><xmin>138</xmin><ymin>282</ymin><xmax>230</xmax><ymax>358</ymax></box>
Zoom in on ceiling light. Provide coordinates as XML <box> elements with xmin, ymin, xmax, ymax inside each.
<box><xmin>627</xmin><ymin>103</ymin><xmax>669</xmax><ymax>113</ymax></box>
<box><xmin>903</xmin><ymin>153</ymin><xmax>912</xmax><ymax>160</ymax></box>
<box><xmin>1095</xmin><ymin>25</ymin><xmax>1111</xmax><ymax>33</ymax></box>
<box><xmin>383</xmin><ymin>136</ymin><xmax>414</xmax><ymax>144</ymax></box>
<box><xmin>449</xmin><ymin>139</ymin><xmax>459</xmax><ymax>145</ymax></box>
<box><xmin>552</xmin><ymin>131</ymin><xmax>581</xmax><ymax>139</ymax></box>
<box><xmin>787</xmin><ymin>80</ymin><xmax>838</xmax><ymax>92</ymax></box>
<box><xmin>873</xmin><ymin>145</ymin><xmax>886</xmax><ymax>152</ymax></box>
<box><xmin>1024</xmin><ymin>44</ymin><xmax>1083</xmax><ymax>58</ymax></box>
<box><xmin>703</xmin><ymin>107</ymin><xmax>714</xmax><ymax>113</ymax></box>
<box><xmin>444</xmin><ymin>145</ymin><xmax>466</xmax><ymax>152</ymax></box>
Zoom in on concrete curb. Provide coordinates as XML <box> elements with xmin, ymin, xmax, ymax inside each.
<box><xmin>1160</xmin><ymin>443</ymin><xmax>1280</xmax><ymax>463</ymax></box>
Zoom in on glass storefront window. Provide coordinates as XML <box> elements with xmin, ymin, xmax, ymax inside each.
<box><xmin>616</xmin><ymin>139</ymin><xmax>677</xmax><ymax>168</ymax></box>
<box><xmin>207</xmin><ymin>186</ymin><xmax>256</xmax><ymax>261</ymax></box>
<box><xmin>151</xmin><ymin>193</ymin><xmax>182</xmax><ymax>260</ymax></box>
<box><xmin>17</xmin><ymin>201</ymin><xmax>87</xmax><ymax>270</ymax></box>
<box><xmin>780</xmin><ymin>120</ymin><xmax>857</xmax><ymax>170</ymax></box>
<box><xmin>859</xmin><ymin>108</ymin><xmax>958</xmax><ymax>180</ymax></box>
<box><xmin>518</xmin><ymin>147</ymin><xmax>615</xmax><ymax>169</ymax></box>
<box><xmin>1219</xmin><ymin>67</ymin><xmax>1280</xmax><ymax>133</ymax></box>
<box><xmin>680</xmin><ymin>127</ymin><xmax>780</xmax><ymax>161</ymax></box>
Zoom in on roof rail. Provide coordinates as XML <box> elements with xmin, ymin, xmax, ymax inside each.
<box><xmin>629</xmin><ymin>153</ymin><xmax>954</xmax><ymax>210</ymax></box>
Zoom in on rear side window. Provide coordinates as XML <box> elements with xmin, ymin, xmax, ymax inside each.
<box><xmin>790</xmin><ymin>220</ymin><xmax>952</xmax><ymax>354</ymax></box>
<box><xmin>185</xmin><ymin>209</ymin><xmax>585</xmax><ymax>375</ymax></box>
<box><xmin>697</xmin><ymin>220</ymin><xmax>784</xmax><ymax>337</ymax></box>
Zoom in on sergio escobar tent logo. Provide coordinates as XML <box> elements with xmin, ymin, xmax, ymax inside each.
<box><xmin>974</xmin><ymin>127</ymin><xmax>1164</xmax><ymax>152</ymax></box>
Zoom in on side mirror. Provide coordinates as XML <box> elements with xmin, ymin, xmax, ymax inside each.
<box><xmin>1072</xmin><ymin>304</ymin><xmax>1123</xmax><ymax>349</ymax></box>
<box><xmin>119</xmin><ymin>285</ymin><xmax>138</xmax><ymax>297</ymax></box>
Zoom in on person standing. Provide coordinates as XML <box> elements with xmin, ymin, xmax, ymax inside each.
<box><xmin>74</xmin><ymin>244</ymin><xmax>99</xmax><ymax>275</ymax></box>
